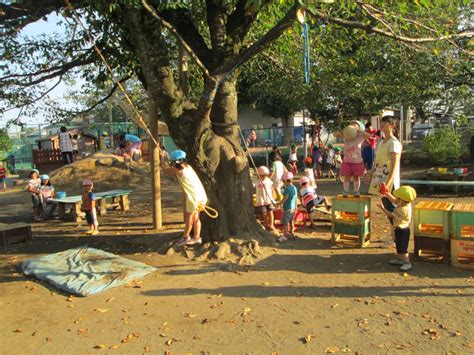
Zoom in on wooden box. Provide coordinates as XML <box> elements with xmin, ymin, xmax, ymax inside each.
<box><xmin>414</xmin><ymin>201</ymin><xmax>453</xmax><ymax>239</ymax></box>
<box><xmin>0</xmin><ymin>223</ymin><xmax>32</xmax><ymax>248</ymax></box>
<box><xmin>451</xmin><ymin>203</ymin><xmax>474</xmax><ymax>240</ymax></box>
<box><xmin>414</xmin><ymin>235</ymin><xmax>450</xmax><ymax>264</ymax></box>
<box><xmin>450</xmin><ymin>239</ymin><xmax>474</xmax><ymax>270</ymax></box>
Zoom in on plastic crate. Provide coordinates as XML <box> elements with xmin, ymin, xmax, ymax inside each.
<box><xmin>450</xmin><ymin>239</ymin><xmax>474</xmax><ymax>270</ymax></box>
<box><xmin>414</xmin><ymin>201</ymin><xmax>453</xmax><ymax>239</ymax></box>
<box><xmin>332</xmin><ymin>195</ymin><xmax>370</xmax><ymax>223</ymax></box>
<box><xmin>451</xmin><ymin>203</ymin><xmax>474</xmax><ymax>240</ymax></box>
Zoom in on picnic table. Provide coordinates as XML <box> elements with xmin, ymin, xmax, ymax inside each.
<box><xmin>400</xmin><ymin>179</ymin><xmax>474</xmax><ymax>194</ymax></box>
<box><xmin>52</xmin><ymin>189</ymin><xmax>132</xmax><ymax>222</ymax></box>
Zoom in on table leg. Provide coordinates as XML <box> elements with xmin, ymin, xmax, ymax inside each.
<box><xmin>120</xmin><ymin>195</ymin><xmax>130</xmax><ymax>211</ymax></box>
<box><xmin>73</xmin><ymin>202</ymin><xmax>82</xmax><ymax>223</ymax></box>
<box><xmin>58</xmin><ymin>203</ymin><xmax>66</xmax><ymax>219</ymax></box>
<box><xmin>99</xmin><ymin>198</ymin><xmax>107</xmax><ymax>215</ymax></box>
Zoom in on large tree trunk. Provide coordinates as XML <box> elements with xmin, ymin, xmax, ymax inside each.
<box><xmin>182</xmin><ymin>77</ymin><xmax>265</xmax><ymax>242</ymax></box>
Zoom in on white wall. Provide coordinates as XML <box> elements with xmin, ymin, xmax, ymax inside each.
<box><xmin>237</xmin><ymin>106</ymin><xmax>281</xmax><ymax>130</ymax></box>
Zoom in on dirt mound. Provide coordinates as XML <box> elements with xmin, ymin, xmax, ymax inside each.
<box><xmin>49</xmin><ymin>151</ymin><xmax>151</xmax><ymax>195</ymax></box>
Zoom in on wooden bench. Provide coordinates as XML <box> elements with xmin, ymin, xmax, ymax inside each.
<box><xmin>0</xmin><ymin>223</ymin><xmax>32</xmax><ymax>248</ymax></box>
<box><xmin>400</xmin><ymin>179</ymin><xmax>474</xmax><ymax>194</ymax></box>
<box><xmin>52</xmin><ymin>189</ymin><xmax>132</xmax><ymax>222</ymax></box>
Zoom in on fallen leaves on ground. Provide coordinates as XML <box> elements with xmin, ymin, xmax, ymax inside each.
<box><xmin>301</xmin><ymin>334</ymin><xmax>315</xmax><ymax>344</ymax></box>
<box><xmin>94</xmin><ymin>344</ymin><xmax>106</xmax><ymax>349</ymax></box>
<box><xmin>121</xmin><ymin>332</ymin><xmax>140</xmax><ymax>343</ymax></box>
<box><xmin>94</xmin><ymin>308</ymin><xmax>109</xmax><ymax>313</ymax></box>
<box><xmin>324</xmin><ymin>346</ymin><xmax>340</xmax><ymax>353</ymax></box>
<box><xmin>183</xmin><ymin>313</ymin><xmax>197</xmax><ymax>318</ymax></box>
<box><xmin>106</xmin><ymin>297</ymin><xmax>115</xmax><ymax>303</ymax></box>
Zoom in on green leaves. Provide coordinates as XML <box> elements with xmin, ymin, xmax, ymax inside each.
<box><xmin>422</xmin><ymin>127</ymin><xmax>462</xmax><ymax>165</ymax></box>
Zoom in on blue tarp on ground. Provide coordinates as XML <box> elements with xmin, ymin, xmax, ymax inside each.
<box><xmin>21</xmin><ymin>247</ymin><xmax>157</xmax><ymax>296</ymax></box>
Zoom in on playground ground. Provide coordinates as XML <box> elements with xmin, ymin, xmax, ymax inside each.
<box><xmin>0</xmin><ymin>172</ymin><xmax>473</xmax><ymax>354</ymax></box>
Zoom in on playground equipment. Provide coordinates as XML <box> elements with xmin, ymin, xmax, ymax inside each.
<box><xmin>450</xmin><ymin>203</ymin><xmax>474</xmax><ymax>270</ymax></box>
<box><xmin>414</xmin><ymin>201</ymin><xmax>453</xmax><ymax>264</ymax></box>
<box><xmin>331</xmin><ymin>195</ymin><xmax>371</xmax><ymax>247</ymax></box>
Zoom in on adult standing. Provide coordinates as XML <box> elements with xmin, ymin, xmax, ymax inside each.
<box><xmin>59</xmin><ymin>126</ymin><xmax>74</xmax><ymax>164</ymax></box>
<box><xmin>120</xmin><ymin>133</ymin><xmax>142</xmax><ymax>161</ymax></box>
<box><xmin>361</xmin><ymin>122</ymin><xmax>379</xmax><ymax>171</ymax></box>
<box><xmin>7</xmin><ymin>153</ymin><xmax>16</xmax><ymax>173</ymax></box>
<box><xmin>367</xmin><ymin>115</ymin><xmax>402</xmax><ymax>221</ymax></box>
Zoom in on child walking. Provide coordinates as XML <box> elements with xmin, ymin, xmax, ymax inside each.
<box><xmin>299</xmin><ymin>176</ymin><xmax>331</xmax><ymax>229</ymax></box>
<box><xmin>334</xmin><ymin>147</ymin><xmax>343</xmax><ymax>182</ymax></box>
<box><xmin>303</xmin><ymin>157</ymin><xmax>316</xmax><ymax>188</ymax></box>
<box><xmin>338</xmin><ymin>122</ymin><xmax>371</xmax><ymax>197</ymax></box>
<box><xmin>0</xmin><ymin>162</ymin><xmax>6</xmax><ymax>191</ymax></box>
<box><xmin>255</xmin><ymin>166</ymin><xmax>277</xmax><ymax>231</ymax></box>
<box><xmin>287</xmin><ymin>144</ymin><xmax>298</xmax><ymax>175</ymax></box>
<box><xmin>278</xmin><ymin>171</ymin><xmax>297</xmax><ymax>243</ymax></box>
<box><xmin>377</xmin><ymin>186</ymin><xmax>416</xmax><ymax>272</ymax></box>
<box><xmin>81</xmin><ymin>179</ymin><xmax>99</xmax><ymax>235</ymax></box>
<box><xmin>326</xmin><ymin>144</ymin><xmax>336</xmax><ymax>179</ymax></box>
<box><xmin>26</xmin><ymin>169</ymin><xmax>42</xmax><ymax>221</ymax></box>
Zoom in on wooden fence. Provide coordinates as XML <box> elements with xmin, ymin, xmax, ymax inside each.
<box><xmin>32</xmin><ymin>149</ymin><xmax>64</xmax><ymax>172</ymax></box>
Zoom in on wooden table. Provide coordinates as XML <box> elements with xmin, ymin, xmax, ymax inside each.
<box><xmin>52</xmin><ymin>190</ymin><xmax>132</xmax><ymax>222</ymax></box>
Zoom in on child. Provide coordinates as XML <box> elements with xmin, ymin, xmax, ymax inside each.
<box><xmin>161</xmin><ymin>149</ymin><xmax>208</xmax><ymax>246</ymax></box>
<box><xmin>299</xmin><ymin>176</ymin><xmax>330</xmax><ymax>229</ymax></box>
<box><xmin>269</xmin><ymin>155</ymin><xmax>287</xmax><ymax>198</ymax></box>
<box><xmin>39</xmin><ymin>174</ymin><xmax>57</xmax><ymax>219</ymax></box>
<box><xmin>334</xmin><ymin>147</ymin><xmax>343</xmax><ymax>182</ymax></box>
<box><xmin>255</xmin><ymin>166</ymin><xmax>277</xmax><ymax>231</ymax></box>
<box><xmin>311</xmin><ymin>145</ymin><xmax>323</xmax><ymax>178</ymax></box>
<box><xmin>287</xmin><ymin>144</ymin><xmax>298</xmax><ymax>175</ymax></box>
<box><xmin>0</xmin><ymin>162</ymin><xmax>6</xmax><ymax>191</ymax></box>
<box><xmin>278</xmin><ymin>171</ymin><xmax>297</xmax><ymax>242</ymax></box>
<box><xmin>302</xmin><ymin>157</ymin><xmax>316</xmax><ymax>188</ymax></box>
<box><xmin>377</xmin><ymin>186</ymin><xmax>416</xmax><ymax>272</ymax></box>
<box><xmin>338</xmin><ymin>122</ymin><xmax>371</xmax><ymax>197</ymax></box>
<box><xmin>81</xmin><ymin>179</ymin><xmax>99</xmax><ymax>235</ymax></box>
<box><xmin>326</xmin><ymin>144</ymin><xmax>336</xmax><ymax>179</ymax></box>
<box><xmin>26</xmin><ymin>169</ymin><xmax>42</xmax><ymax>221</ymax></box>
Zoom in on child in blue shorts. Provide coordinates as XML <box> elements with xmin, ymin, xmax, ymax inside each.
<box><xmin>278</xmin><ymin>171</ymin><xmax>297</xmax><ymax>242</ymax></box>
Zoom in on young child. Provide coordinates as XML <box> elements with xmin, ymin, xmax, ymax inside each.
<box><xmin>26</xmin><ymin>169</ymin><xmax>42</xmax><ymax>221</ymax></box>
<box><xmin>311</xmin><ymin>145</ymin><xmax>323</xmax><ymax>178</ymax></box>
<box><xmin>299</xmin><ymin>176</ymin><xmax>331</xmax><ymax>229</ymax></box>
<box><xmin>326</xmin><ymin>144</ymin><xmax>336</xmax><ymax>179</ymax></box>
<box><xmin>377</xmin><ymin>186</ymin><xmax>416</xmax><ymax>272</ymax></box>
<box><xmin>303</xmin><ymin>157</ymin><xmax>316</xmax><ymax>188</ymax></box>
<box><xmin>81</xmin><ymin>179</ymin><xmax>99</xmax><ymax>235</ymax></box>
<box><xmin>287</xmin><ymin>144</ymin><xmax>298</xmax><ymax>175</ymax></box>
<box><xmin>269</xmin><ymin>155</ymin><xmax>287</xmax><ymax>199</ymax></box>
<box><xmin>161</xmin><ymin>149</ymin><xmax>208</xmax><ymax>246</ymax></box>
<box><xmin>338</xmin><ymin>122</ymin><xmax>371</xmax><ymax>197</ymax></box>
<box><xmin>334</xmin><ymin>147</ymin><xmax>343</xmax><ymax>182</ymax></box>
<box><xmin>278</xmin><ymin>171</ymin><xmax>297</xmax><ymax>242</ymax></box>
<box><xmin>0</xmin><ymin>162</ymin><xmax>6</xmax><ymax>191</ymax></box>
<box><xmin>39</xmin><ymin>174</ymin><xmax>57</xmax><ymax>219</ymax></box>
<box><xmin>255</xmin><ymin>166</ymin><xmax>277</xmax><ymax>231</ymax></box>
<box><xmin>71</xmin><ymin>134</ymin><xmax>79</xmax><ymax>158</ymax></box>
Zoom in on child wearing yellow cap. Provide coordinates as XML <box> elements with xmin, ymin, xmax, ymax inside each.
<box><xmin>377</xmin><ymin>186</ymin><xmax>417</xmax><ymax>271</ymax></box>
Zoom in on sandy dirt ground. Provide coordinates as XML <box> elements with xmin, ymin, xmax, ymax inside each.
<box><xmin>1</xmin><ymin>167</ymin><xmax>473</xmax><ymax>354</ymax></box>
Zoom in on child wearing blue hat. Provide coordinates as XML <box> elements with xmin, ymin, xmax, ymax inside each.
<box><xmin>39</xmin><ymin>174</ymin><xmax>57</xmax><ymax>219</ymax></box>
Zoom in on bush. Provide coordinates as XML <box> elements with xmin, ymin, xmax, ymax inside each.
<box><xmin>422</xmin><ymin>127</ymin><xmax>462</xmax><ymax>166</ymax></box>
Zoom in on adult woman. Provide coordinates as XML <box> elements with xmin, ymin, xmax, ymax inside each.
<box><xmin>367</xmin><ymin>116</ymin><xmax>402</xmax><ymax>230</ymax></box>
<box><xmin>161</xmin><ymin>149</ymin><xmax>208</xmax><ymax>246</ymax></box>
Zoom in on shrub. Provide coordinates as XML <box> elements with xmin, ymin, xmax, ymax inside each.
<box><xmin>422</xmin><ymin>127</ymin><xmax>462</xmax><ymax>165</ymax></box>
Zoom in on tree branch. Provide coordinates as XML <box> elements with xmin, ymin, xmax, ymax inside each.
<box><xmin>220</xmin><ymin>4</ymin><xmax>300</xmax><ymax>75</ymax></box>
<box><xmin>226</xmin><ymin>0</ymin><xmax>272</xmax><ymax>44</ymax></box>
<box><xmin>309</xmin><ymin>9</ymin><xmax>474</xmax><ymax>44</ymax></box>
<box><xmin>141</xmin><ymin>0</ymin><xmax>213</xmax><ymax>80</ymax></box>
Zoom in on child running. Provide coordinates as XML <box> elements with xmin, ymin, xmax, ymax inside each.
<box><xmin>81</xmin><ymin>179</ymin><xmax>99</xmax><ymax>235</ymax></box>
<box><xmin>338</xmin><ymin>122</ymin><xmax>371</xmax><ymax>197</ymax></box>
<box><xmin>377</xmin><ymin>186</ymin><xmax>416</xmax><ymax>272</ymax></box>
<box><xmin>255</xmin><ymin>166</ymin><xmax>277</xmax><ymax>231</ymax></box>
<box><xmin>278</xmin><ymin>171</ymin><xmax>297</xmax><ymax>243</ymax></box>
<box><xmin>299</xmin><ymin>176</ymin><xmax>331</xmax><ymax>229</ymax></box>
<box><xmin>26</xmin><ymin>169</ymin><xmax>42</xmax><ymax>221</ymax></box>
<box><xmin>161</xmin><ymin>150</ymin><xmax>208</xmax><ymax>246</ymax></box>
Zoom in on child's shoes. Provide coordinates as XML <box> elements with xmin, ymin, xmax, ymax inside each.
<box><xmin>277</xmin><ymin>236</ymin><xmax>288</xmax><ymax>243</ymax></box>
<box><xmin>388</xmin><ymin>258</ymin><xmax>404</xmax><ymax>266</ymax></box>
<box><xmin>400</xmin><ymin>262</ymin><xmax>413</xmax><ymax>271</ymax></box>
